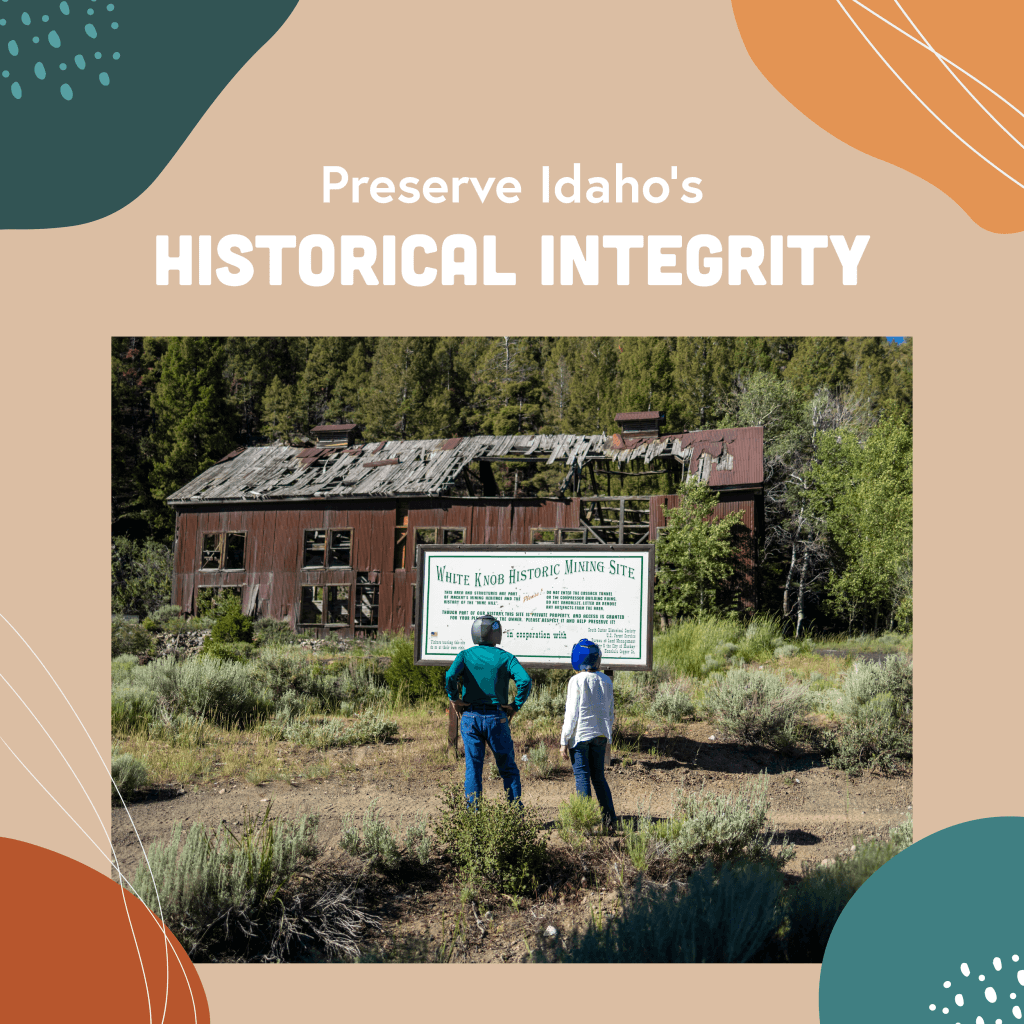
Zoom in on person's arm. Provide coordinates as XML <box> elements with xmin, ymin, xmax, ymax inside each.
<box><xmin>508</xmin><ymin>654</ymin><xmax>532</xmax><ymax>710</ymax></box>
<box><xmin>560</xmin><ymin>676</ymin><xmax>580</xmax><ymax>753</ymax></box>
<box><xmin>444</xmin><ymin>650</ymin><xmax>466</xmax><ymax>702</ymax></box>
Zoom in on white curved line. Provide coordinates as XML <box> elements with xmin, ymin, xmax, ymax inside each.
<box><xmin>0</xmin><ymin>733</ymin><xmax>198</xmax><ymax>1024</ymax></box>
<box><xmin>848</xmin><ymin>0</ymin><xmax>1024</xmax><ymax>125</ymax></box>
<box><xmin>890</xmin><ymin>0</ymin><xmax>1024</xmax><ymax>154</ymax></box>
<box><xmin>833</xmin><ymin>0</ymin><xmax>1024</xmax><ymax>190</ymax></box>
<box><xmin>0</xmin><ymin>613</ymin><xmax>191</xmax><ymax>1024</ymax></box>
<box><xmin>0</xmin><ymin>731</ymin><xmax>152</xmax><ymax>1022</ymax></box>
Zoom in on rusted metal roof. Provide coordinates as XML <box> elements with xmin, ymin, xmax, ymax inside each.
<box><xmin>615</xmin><ymin>411</ymin><xmax>662</xmax><ymax>422</ymax></box>
<box><xmin>166</xmin><ymin>427</ymin><xmax>763</xmax><ymax>504</ymax></box>
<box><xmin>312</xmin><ymin>423</ymin><xmax>359</xmax><ymax>432</ymax></box>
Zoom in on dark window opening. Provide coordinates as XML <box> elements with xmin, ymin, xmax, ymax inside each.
<box><xmin>303</xmin><ymin>529</ymin><xmax>327</xmax><ymax>568</ymax></box>
<box><xmin>531</xmin><ymin>528</ymin><xmax>556</xmax><ymax>544</ymax></box>
<box><xmin>201</xmin><ymin>533</ymin><xmax>223</xmax><ymax>569</ymax></box>
<box><xmin>300</xmin><ymin>584</ymin><xmax>351</xmax><ymax>626</ymax></box>
<box><xmin>328</xmin><ymin>529</ymin><xmax>352</xmax><ymax>567</ymax></box>
<box><xmin>303</xmin><ymin>528</ymin><xmax>353</xmax><ymax>568</ymax></box>
<box><xmin>201</xmin><ymin>532</ymin><xmax>246</xmax><ymax>571</ymax></box>
<box><xmin>196</xmin><ymin>585</ymin><xmax>244</xmax><ymax>617</ymax></box>
<box><xmin>224</xmin><ymin>533</ymin><xmax>246</xmax><ymax>569</ymax></box>
<box><xmin>442</xmin><ymin>528</ymin><xmax>466</xmax><ymax>545</ymax></box>
<box><xmin>354</xmin><ymin>572</ymin><xmax>379</xmax><ymax>628</ymax></box>
<box><xmin>414</xmin><ymin>527</ymin><xmax>437</xmax><ymax>566</ymax></box>
<box><xmin>299</xmin><ymin>585</ymin><xmax>324</xmax><ymax>625</ymax></box>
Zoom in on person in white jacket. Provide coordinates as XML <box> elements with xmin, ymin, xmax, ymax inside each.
<box><xmin>560</xmin><ymin>638</ymin><xmax>617</xmax><ymax>830</ymax></box>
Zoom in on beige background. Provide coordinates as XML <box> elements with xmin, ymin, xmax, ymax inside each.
<box><xmin>0</xmin><ymin>0</ymin><xmax>1011</xmax><ymax>1018</ymax></box>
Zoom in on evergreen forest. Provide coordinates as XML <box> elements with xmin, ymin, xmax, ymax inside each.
<box><xmin>112</xmin><ymin>336</ymin><xmax>912</xmax><ymax>633</ymax></box>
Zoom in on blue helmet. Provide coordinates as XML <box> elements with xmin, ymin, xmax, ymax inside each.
<box><xmin>571</xmin><ymin>638</ymin><xmax>602</xmax><ymax>671</ymax></box>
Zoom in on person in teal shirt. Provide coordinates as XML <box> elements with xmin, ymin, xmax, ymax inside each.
<box><xmin>445</xmin><ymin>615</ymin><xmax>532</xmax><ymax>804</ymax></box>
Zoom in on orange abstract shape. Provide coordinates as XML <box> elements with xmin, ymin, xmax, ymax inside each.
<box><xmin>0</xmin><ymin>837</ymin><xmax>208</xmax><ymax>1024</ymax></box>
<box><xmin>732</xmin><ymin>0</ymin><xmax>1024</xmax><ymax>233</ymax></box>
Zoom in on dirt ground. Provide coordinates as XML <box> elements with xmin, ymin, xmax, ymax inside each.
<box><xmin>111</xmin><ymin>708</ymin><xmax>911</xmax><ymax>962</ymax></box>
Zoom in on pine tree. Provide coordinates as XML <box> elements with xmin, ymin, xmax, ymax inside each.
<box><xmin>148</xmin><ymin>338</ymin><xmax>237</xmax><ymax>524</ymax></box>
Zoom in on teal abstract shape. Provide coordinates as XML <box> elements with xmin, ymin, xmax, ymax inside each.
<box><xmin>0</xmin><ymin>0</ymin><xmax>299</xmax><ymax>228</ymax></box>
<box><xmin>111</xmin><ymin>22</ymin><xmax>118</xmax><ymax>29</ymax></box>
<box><xmin>84</xmin><ymin>23</ymin><xmax>96</xmax><ymax>39</ymax></box>
<box><xmin>107</xmin><ymin>3</ymin><xmax>115</xmax><ymax>10</ymax></box>
<box><xmin>41</xmin><ymin>14</ymin><xmax>48</xmax><ymax>22</ymax></box>
<box><xmin>94</xmin><ymin>51</ymin><xmax>101</xmax><ymax>58</ymax></box>
<box><xmin>10</xmin><ymin>80</ymin><xmax>19</xmax><ymax>98</ymax></box>
<box><xmin>821</xmin><ymin>818</ymin><xmax>1024</xmax><ymax>1024</ymax></box>
<box><xmin>98</xmin><ymin>71</ymin><xmax>108</xmax><ymax>85</ymax></box>
<box><xmin>31</xmin><ymin>35</ymin><xmax>38</xmax><ymax>43</ymax></box>
<box><xmin>7</xmin><ymin>39</ymin><xmax>17</xmax><ymax>56</ymax></box>
<box><xmin>33</xmin><ymin>61</ymin><xmax>44</xmax><ymax>79</ymax></box>
<box><xmin>1</xmin><ymin>70</ymin><xmax>8</xmax><ymax>78</ymax></box>
<box><xmin>20</xmin><ymin>12</ymin><xmax>29</xmax><ymax>26</ymax></box>
<box><xmin>60</xmin><ymin>82</ymin><xmax>72</xmax><ymax>100</ymax></box>
<box><xmin>58</xmin><ymin>62</ymin><xmax>65</xmax><ymax>70</ymax></box>
<box><xmin>48</xmin><ymin>30</ymin><xmax>60</xmax><ymax>47</ymax></box>
<box><xmin>112</xmin><ymin>51</ymin><xmax>119</xmax><ymax>59</ymax></box>
<box><xmin>60</xmin><ymin>1</ymin><xmax>69</xmax><ymax>12</ymax></box>
<box><xmin>74</xmin><ymin>53</ymin><xmax>84</xmax><ymax>68</ymax></box>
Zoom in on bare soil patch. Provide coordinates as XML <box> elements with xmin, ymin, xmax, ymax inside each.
<box><xmin>111</xmin><ymin>711</ymin><xmax>910</xmax><ymax>962</ymax></box>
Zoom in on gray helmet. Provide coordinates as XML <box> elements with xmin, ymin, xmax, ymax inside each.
<box><xmin>471</xmin><ymin>615</ymin><xmax>502</xmax><ymax>645</ymax></box>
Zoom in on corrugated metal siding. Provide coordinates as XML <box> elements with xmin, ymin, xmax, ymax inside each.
<box><xmin>174</xmin><ymin>486</ymin><xmax>763</xmax><ymax>633</ymax></box>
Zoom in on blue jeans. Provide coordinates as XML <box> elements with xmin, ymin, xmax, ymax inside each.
<box><xmin>570</xmin><ymin>736</ymin><xmax>616</xmax><ymax>826</ymax></box>
<box><xmin>460</xmin><ymin>706</ymin><xmax>521</xmax><ymax>804</ymax></box>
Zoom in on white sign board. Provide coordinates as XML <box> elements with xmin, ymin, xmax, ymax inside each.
<box><xmin>415</xmin><ymin>545</ymin><xmax>654</xmax><ymax>669</ymax></box>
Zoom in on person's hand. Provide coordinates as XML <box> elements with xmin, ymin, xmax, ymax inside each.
<box><xmin>450</xmin><ymin>699</ymin><xmax>469</xmax><ymax>712</ymax></box>
<box><xmin>560</xmin><ymin>745</ymin><xmax>569</xmax><ymax>761</ymax></box>
<box><xmin>501</xmin><ymin>703</ymin><xmax>517</xmax><ymax>720</ymax></box>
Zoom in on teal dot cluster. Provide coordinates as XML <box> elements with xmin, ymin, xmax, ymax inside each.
<box><xmin>0</xmin><ymin>1</ymin><xmax>123</xmax><ymax>101</ymax></box>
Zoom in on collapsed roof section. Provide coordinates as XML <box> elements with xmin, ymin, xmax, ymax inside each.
<box><xmin>165</xmin><ymin>426</ymin><xmax>763</xmax><ymax>504</ymax></box>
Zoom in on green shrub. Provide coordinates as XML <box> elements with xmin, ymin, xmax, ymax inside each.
<box><xmin>649</xmin><ymin>682</ymin><xmax>696</xmax><ymax>723</ymax></box>
<box><xmin>135</xmin><ymin>656</ymin><xmax>271</xmax><ymax>725</ymax></box>
<box><xmin>821</xmin><ymin>654</ymin><xmax>912</xmax><ymax>774</ymax></box>
<box><xmin>202</xmin><ymin>593</ymin><xmax>254</xmax><ymax>658</ymax></box>
<box><xmin>253</xmin><ymin>617</ymin><xmax>298</xmax><ymax>646</ymax></box>
<box><xmin>384</xmin><ymin>637</ymin><xmax>446</xmax><ymax>706</ymax></box>
<box><xmin>111</xmin><ymin>682</ymin><xmax>160</xmax><ymax>735</ymax></box>
<box><xmin>556</xmin><ymin>794</ymin><xmax>603</xmax><ymax>849</ymax></box>
<box><xmin>526</xmin><ymin>742</ymin><xmax>553</xmax><ymax>778</ymax></box>
<box><xmin>129</xmin><ymin>805</ymin><xmax>320</xmax><ymax>956</ymax></box>
<box><xmin>701</xmin><ymin>669</ymin><xmax>813</xmax><ymax>753</ymax></box>
<box><xmin>344</xmin><ymin>709</ymin><xmax>399</xmax><ymax>745</ymax></box>
<box><xmin>665</xmin><ymin>773</ymin><xmax>789</xmax><ymax>867</ymax></box>
<box><xmin>339</xmin><ymin>816</ymin><xmax>362</xmax><ymax>856</ymax></box>
<box><xmin>434</xmin><ymin>784</ymin><xmax>547</xmax><ymax>895</ymax></box>
<box><xmin>889</xmin><ymin>814</ymin><xmax>913</xmax><ymax>850</ymax></box>
<box><xmin>622</xmin><ymin>808</ymin><xmax>668</xmax><ymax>873</ymax></box>
<box><xmin>283</xmin><ymin>710</ymin><xmax>398</xmax><ymax>749</ymax></box>
<box><xmin>548</xmin><ymin>860</ymin><xmax>784</xmax><ymax>962</ymax></box>
<box><xmin>362</xmin><ymin>803</ymin><xmax>400</xmax><ymax>870</ymax></box>
<box><xmin>516</xmin><ymin>684</ymin><xmax>564</xmax><ymax>722</ymax></box>
<box><xmin>781</xmin><ymin>836</ymin><xmax>906</xmax><ymax>961</ymax></box>
<box><xmin>111</xmin><ymin>537</ymin><xmax>173</xmax><ymax>617</ymax></box>
<box><xmin>152</xmin><ymin>604</ymin><xmax>183</xmax><ymax>625</ymax></box>
<box><xmin>405</xmin><ymin>820</ymin><xmax>431</xmax><ymax>866</ymax></box>
<box><xmin>111</xmin><ymin>617</ymin><xmax>155</xmax><ymax>659</ymax></box>
<box><xmin>111</xmin><ymin>752</ymin><xmax>149</xmax><ymax>799</ymax></box>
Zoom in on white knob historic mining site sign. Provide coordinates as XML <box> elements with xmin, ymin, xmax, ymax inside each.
<box><xmin>414</xmin><ymin>544</ymin><xmax>654</xmax><ymax>670</ymax></box>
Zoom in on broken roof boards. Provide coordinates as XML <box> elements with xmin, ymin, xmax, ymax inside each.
<box><xmin>415</xmin><ymin>544</ymin><xmax>654</xmax><ymax>670</ymax></box>
<box><xmin>164</xmin><ymin>426</ymin><xmax>763</xmax><ymax>504</ymax></box>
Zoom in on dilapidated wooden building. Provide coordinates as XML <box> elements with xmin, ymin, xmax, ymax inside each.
<box><xmin>166</xmin><ymin>416</ymin><xmax>764</xmax><ymax>635</ymax></box>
